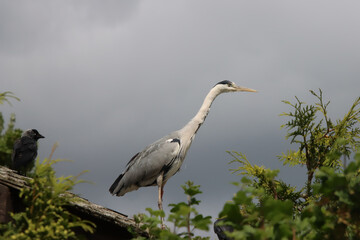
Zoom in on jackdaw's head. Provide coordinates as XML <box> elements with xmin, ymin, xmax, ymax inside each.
<box><xmin>22</xmin><ymin>129</ymin><xmax>45</xmax><ymax>140</ymax></box>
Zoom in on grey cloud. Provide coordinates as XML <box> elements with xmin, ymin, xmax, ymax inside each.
<box><xmin>0</xmin><ymin>0</ymin><xmax>140</xmax><ymax>55</ymax></box>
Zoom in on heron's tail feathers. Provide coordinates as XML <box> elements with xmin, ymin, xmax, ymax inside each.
<box><xmin>109</xmin><ymin>173</ymin><xmax>124</xmax><ymax>195</ymax></box>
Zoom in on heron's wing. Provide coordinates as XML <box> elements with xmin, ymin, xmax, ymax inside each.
<box><xmin>124</xmin><ymin>152</ymin><xmax>140</xmax><ymax>168</ymax></box>
<box><xmin>127</xmin><ymin>137</ymin><xmax>180</xmax><ymax>172</ymax></box>
<box><xmin>109</xmin><ymin>136</ymin><xmax>181</xmax><ymax>196</ymax></box>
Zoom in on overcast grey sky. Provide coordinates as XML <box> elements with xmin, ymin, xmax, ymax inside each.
<box><xmin>1</xmin><ymin>1</ymin><xmax>360</xmax><ymax>238</ymax></box>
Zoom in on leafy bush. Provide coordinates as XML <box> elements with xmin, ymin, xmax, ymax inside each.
<box><xmin>300</xmin><ymin>152</ymin><xmax>360</xmax><ymax>239</ymax></box>
<box><xmin>0</xmin><ymin>91</ymin><xmax>22</xmax><ymax>168</ymax></box>
<box><xmin>218</xmin><ymin>150</ymin><xmax>360</xmax><ymax>240</ymax></box>
<box><xmin>0</xmin><ymin>144</ymin><xmax>95</xmax><ymax>240</ymax></box>
<box><xmin>218</xmin><ymin>89</ymin><xmax>360</xmax><ymax>239</ymax></box>
<box><xmin>0</xmin><ymin>113</ymin><xmax>22</xmax><ymax>168</ymax></box>
<box><xmin>132</xmin><ymin>181</ymin><xmax>212</xmax><ymax>240</ymax></box>
<box><xmin>279</xmin><ymin>90</ymin><xmax>360</xmax><ymax>197</ymax></box>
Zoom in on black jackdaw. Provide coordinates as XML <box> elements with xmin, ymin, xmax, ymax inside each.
<box><xmin>214</xmin><ymin>219</ymin><xmax>234</xmax><ymax>240</ymax></box>
<box><xmin>12</xmin><ymin>129</ymin><xmax>44</xmax><ymax>175</ymax></box>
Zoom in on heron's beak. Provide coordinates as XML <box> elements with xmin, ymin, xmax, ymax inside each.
<box><xmin>235</xmin><ymin>86</ymin><xmax>257</xmax><ymax>92</ymax></box>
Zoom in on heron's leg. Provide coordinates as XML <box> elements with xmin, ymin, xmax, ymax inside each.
<box><xmin>157</xmin><ymin>184</ymin><xmax>163</xmax><ymax>210</ymax></box>
<box><xmin>157</xmin><ymin>174</ymin><xmax>165</xmax><ymax>229</ymax></box>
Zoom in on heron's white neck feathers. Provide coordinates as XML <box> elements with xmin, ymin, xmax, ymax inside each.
<box><xmin>179</xmin><ymin>86</ymin><xmax>222</xmax><ymax>140</ymax></box>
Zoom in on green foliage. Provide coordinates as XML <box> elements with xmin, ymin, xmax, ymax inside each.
<box><xmin>219</xmin><ymin>164</ymin><xmax>297</xmax><ymax>239</ymax></box>
<box><xmin>300</xmin><ymin>154</ymin><xmax>360</xmax><ymax>239</ymax></box>
<box><xmin>279</xmin><ymin>89</ymin><xmax>360</xmax><ymax>197</ymax></box>
<box><xmin>217</xmin><ymin>89</ymin><xmax>360</xmax><ymax>239</ymax></box>
<box><xmin>228</xmin><ymin>151</ymin><xmax>304</xmax><ymax>213</ymax></box>
<box><xmin>132</xmin><ymin>181</ymin><xmax>211</xmax><ymax>240</ymax></box>
<box><xmin>0</xmin><ymin>145</ymin><xmax>95</xmax><ymax>240</ymax></box>
<box><xmin>0</xmin><ymin>91</ymin><xmax>20</xmax><ymax>106</ymax></box>
<box><xmin>218</xmin><ymin>150</ymin><xmax>360</xmax><ymax>239</ymax></box>
<box><xmin>0</xmin><ymin>113</ymin><xmax>22</xmax><ymax>167</ymax></box>
<box><xmin>0</xmin><ymin>91</ymin><xmax>22</xmax><ymax>167</ymax></box>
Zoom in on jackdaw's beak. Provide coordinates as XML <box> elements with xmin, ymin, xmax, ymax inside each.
<box><xmin>38</xmin><ymin>134</ymin><xmax>45</xmax><ymax>139</ymax></box>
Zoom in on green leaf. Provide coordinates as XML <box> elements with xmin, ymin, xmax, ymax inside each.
<box><xmin>262</xmin><ymin>199</ymin><xmax>293</xmax><ymax>223</ymax></box>
<box><xmin>219</xmin><ymin>202</ymin><xmax>243</xmax><ymax>223</ymax></box>
<box><xmin>191</xmin><ymin>215</ymin><xmax>212</xmax><ymax>231</ymax></box>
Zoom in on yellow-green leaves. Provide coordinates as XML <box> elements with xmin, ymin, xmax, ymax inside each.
<box><xmin>0</xmin><ymin>91</ymin><xmax>20</xmax><ymax>106</ymax></box>
<box><xmin>0</xmin><ymin>148</ymin><xmax>95</xmax><ymax>240</ymax></box>
<box><xmin>280</xmin><ymin>89</ymin><xmax>360</xmax><ymax>197</ymax></box>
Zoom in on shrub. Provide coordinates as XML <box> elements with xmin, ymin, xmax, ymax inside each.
<box><xmin>0</xmin><ymin>145</ymin><xmax>95</xmax><ymax>240</ymax></box>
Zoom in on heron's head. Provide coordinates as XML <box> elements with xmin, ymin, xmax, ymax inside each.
<box><xmin>22</xmin><ymin>129</ymin><xmax>45</xmax><ymax>140</ymax></box>
<box><xmin>214</xmin><ymin>80</ymin><xmax>257</xmax><ymax>93</ymax></box>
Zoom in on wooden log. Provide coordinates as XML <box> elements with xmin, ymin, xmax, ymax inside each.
<box><xmin>0</xmin><ymin>166</ymin><xmax>147</xmax><ymax>239</ymax></box>
<box><xmin>0</xmin><ymin>183</ymin><xmax>13</xmax><ymax>223</ymax></box>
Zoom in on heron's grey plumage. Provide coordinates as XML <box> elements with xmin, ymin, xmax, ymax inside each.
<box><xmin>12</xmin><ymin>129</ymin><xmax>45</xmax><ymax>174</ymax></box>
<box><xmin>110</xmin><ymin>132</ymin><xmax>182</xmax><ymax>196</ymax></box>
<box><xmin>109</xmin><ymin>81</ymin><xmax>256</xmax><ymax>225</ymax></box>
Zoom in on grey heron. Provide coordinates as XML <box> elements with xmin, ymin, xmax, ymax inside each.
<box><xmin>109</xmin><ymin>80</ymin><xmax>256</xmax><ymax>225</ymax></box>
<box><xmin>12</xmin><ymin>129</ymin><xmax>45</xmax><ymax>175</ymax></box>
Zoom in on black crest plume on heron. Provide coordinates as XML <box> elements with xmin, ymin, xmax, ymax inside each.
<box><xmin>109</xmin><ymin>80</ymin><xmax>256</xmax><ymax>224</ymax></box>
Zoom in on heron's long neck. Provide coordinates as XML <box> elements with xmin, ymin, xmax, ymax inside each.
<box><xmin>179</xmin><ymin>88</ymin><xmax>221</xmax><ymax>140</ymax></box>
